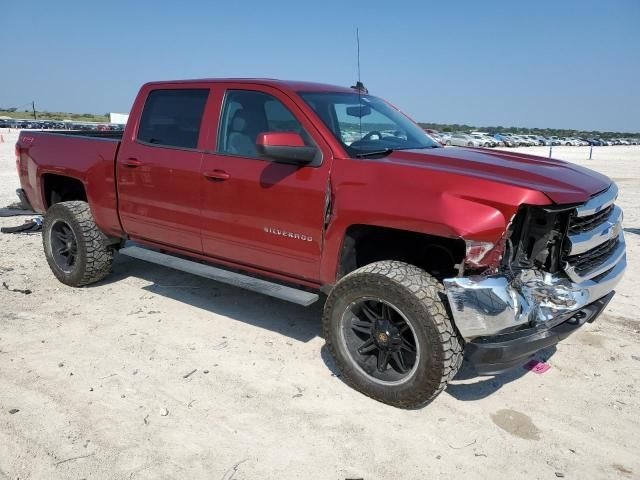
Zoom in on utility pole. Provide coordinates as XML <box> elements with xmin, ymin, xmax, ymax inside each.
<box><xmin>32</xmin><ymin>101</ymin><xmax>37</xmax><ymax>121</ymax></box>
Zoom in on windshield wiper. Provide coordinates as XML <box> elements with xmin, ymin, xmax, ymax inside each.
<box><xmin>354</xmin><ymin>148</ymin><xmax>394</xmax><ymax>158</ymax></box>
<box><xmin>401</xmin><ymin>145</ymin><xmax>441</xmax><ymax>150</ymax></box>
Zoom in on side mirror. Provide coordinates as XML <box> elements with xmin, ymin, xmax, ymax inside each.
<box><xmin>256</xmin><ymin>132</ymin><xmax>318</xmax><ymax>165</ymax></box>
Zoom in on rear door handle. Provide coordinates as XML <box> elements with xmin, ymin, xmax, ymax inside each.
<box><xmin>203</xmin><ymin>170</ymin><xmax>230</xmax><ymax>181</ymax></box>
<box><xmin>124</xmin><ymin>157</ymin><xmax>143</xmax><ymax>168</ymax></box>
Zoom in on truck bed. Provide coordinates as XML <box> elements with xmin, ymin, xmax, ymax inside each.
<box><xmin>31</xmin><ymin>129</ymin><xmax>124</xmax><ymax>140</ymax></box>
<box><xmin>16</xmin><ymin>130</ymin><xmax>123</xmax><ymax>236</ymax></box>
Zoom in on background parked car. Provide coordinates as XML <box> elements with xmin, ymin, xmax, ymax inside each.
<box><xmin>534</xmin><ymin>135</ymin><xmax>551</xmax><ymax>146</ymax></box>
<box><xmin>472</xmin><ymin>132</ymin><xmax>500</xmax><ymax>147</ymax></box>
<box><xmin>447</xmin><ymin>133</ymin><xmax>481</xmax><ymax>147</ymax></box>
<box><xmin>423</xmin><ymin>129</ymin><xmax>447</xmax><ymax>146</ymax></box>
<box><xmin>507</xmin><ymin>134</ymin><xmax>531</xmax><ymax>146</ymax></box>
<box><xmin>559</xmin><ymin>137</ymin><xmax>579</xmax><ymax>146</ymax></box>
<box><xmin>493</xmin><ymin>133</ymin><xmax>516</xmax><ymax>147</ymax></box>
<box><xmin>438</xmin><ymin>132</ymin><xmax>452</xmax><ymax>144</ymax></box>
<box><xmin>471</xmin><ymin>133</ymin><xmax>496</xmax><ymax>147</ymax></box>
<box><xmin>519</xmin><ymin>134</ymin><xmax>535</xmax><ymax>145</ymax></box>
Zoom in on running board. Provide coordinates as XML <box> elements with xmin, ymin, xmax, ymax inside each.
<box><xmin>118</xmin><ymin>244</ymin><xmax>319</xmax><ymax>306</ymax></box>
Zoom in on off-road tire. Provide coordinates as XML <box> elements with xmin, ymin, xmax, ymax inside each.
<box><xmin>323</xmin><ymin>260</ymin><xmax>463</xmax><ymax>408</ymax></box>
<box><xmin>43</xmin><ymin>201</ymin><xmax>113</xmax><ymax>286</ymax></box>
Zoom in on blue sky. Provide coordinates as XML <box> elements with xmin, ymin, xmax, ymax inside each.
<box><xmin>2</xmin><ymin>0</ymin><xmax>638</xmax><ymax>132</ymax></box>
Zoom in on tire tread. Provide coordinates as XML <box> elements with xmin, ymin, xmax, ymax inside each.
<box><xmin>323</xmin><ymin>260</ymin><xmax>463</xmax><ymax>408</ymax></box>
<box><xmin>43</xmin><ymin>201</ymin><xmax>113</xmax><ymax>286</ymax></box>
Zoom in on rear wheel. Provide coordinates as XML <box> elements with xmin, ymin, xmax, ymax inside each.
<box><xmin>43</xmin><ymin>201</ymin><xmax>114</xmax><ymax>286</ymax></box>
<box><xmin>323</xmin><ymin>261</ymin><xmax>463</xmax><ymax>408</ymax></box>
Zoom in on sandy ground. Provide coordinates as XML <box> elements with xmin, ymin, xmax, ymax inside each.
<box><xmin>0</xmin><ymin>130</ymin><xmax>639</xmax><ymax>479</ymax></box>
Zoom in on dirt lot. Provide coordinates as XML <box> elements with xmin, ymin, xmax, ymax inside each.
<box><xmin>1</xmin><ymin>130</ymin><xmax>639</xmax><ymax>479</ymax></box>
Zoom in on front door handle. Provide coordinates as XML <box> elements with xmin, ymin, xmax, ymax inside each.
<box><xmin>203</xmin><ymin>170</ymin><xmax>230</xmax><ymax>182</ymax></box>
<box><xmin>124</xmin><ymin>157</ymin><xmax>143</xmax><ymax>168</ymax></box>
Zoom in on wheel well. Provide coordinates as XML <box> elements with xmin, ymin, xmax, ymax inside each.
<box><xmin>43</xmin><ymin>174</ymin><xmax>87</xmax><ymax>208</ymax></box>
<box><xmin>337</xmin><ymin>225</ymin><xmax>466</xmax><ymax>281</ymax></box>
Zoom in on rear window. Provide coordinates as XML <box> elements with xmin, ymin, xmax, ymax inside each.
<box><xmin>137</xmin><ymin>89</ymin><xmax>209</xmax><ymax>149</ymax></box>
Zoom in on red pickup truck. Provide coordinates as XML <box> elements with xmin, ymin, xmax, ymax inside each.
<box><xmin>15</xmin><ymin>79</ymin><xmax>626</xmax><ymax>408</ymax></box>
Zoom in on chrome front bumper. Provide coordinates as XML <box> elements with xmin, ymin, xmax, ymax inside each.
<box><xmin>444</xmin><ymin>238</ymin><xmax>626</xmax><ymax>340</ymax></box>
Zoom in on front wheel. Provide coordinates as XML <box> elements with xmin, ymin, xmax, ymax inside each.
<box><xmin>43</xmin><ymin>201</ymin><xmax>114</xmax><ymax>287</ymax></box>
<box><xmin>323</xmin><ymin>261</ymin><xmax>463</xmax><ymax>408</ymax></box>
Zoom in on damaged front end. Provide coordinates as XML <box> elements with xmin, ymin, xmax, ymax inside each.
<box><xmin>443</xmin><ymin>185</ymin><xmax>626</xmax><ymax>372</ymax></box>
<box><xmin>444</xmin><ymin>264</ymin><xmax>623</xmax><ymax>339</ymax></box>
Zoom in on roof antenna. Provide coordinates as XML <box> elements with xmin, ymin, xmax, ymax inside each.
<box><xmin>351</xmin><ymin>28</ymin><xmax>368</xmax><ymax>93</ymax></box>
<box><xmin>351</xmin><ymin>28</ymin><xmax>368</xmax><ymax>141</ymax></box>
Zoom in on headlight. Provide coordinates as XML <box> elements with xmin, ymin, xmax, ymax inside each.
<box><xmin>464</xmin><ymin>240</ymin><xmax>496</xmax><ymax>267</ymax></box>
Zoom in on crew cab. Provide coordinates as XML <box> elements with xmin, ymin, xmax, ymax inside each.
<box><xmin>15</xmin><ymin>79</ymin><xmax>626</xmax><ymax>408</ymax></box>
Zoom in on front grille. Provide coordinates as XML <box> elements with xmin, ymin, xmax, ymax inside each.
<box><xmin>566</xmin><ymin>236</ymin><xmax>619</xmax><ymax>276</ymax></box>
<box><xmin>561</xmin><ymin>185</ymin><xmax>625</xmax><ymax>282</ymax></box>
<box><xmin>568</xmin><ymin>204</ymin><xmax>614</xmax><ymax>234</ymax></box>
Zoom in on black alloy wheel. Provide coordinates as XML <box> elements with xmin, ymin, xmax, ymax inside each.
<box><xmin>43</xmin><ymin>201</ymin><xmax>114</xmax><ymax>286</ymax></box>
<box><xmin>339</xmin><ymin>297</ymin><xmax>419</xmax><ymax>385</ymax></box>
<box><xmin>49</xmin><ymin>219</ymin><xmax>79</xmax><ymax>273</ymax></box>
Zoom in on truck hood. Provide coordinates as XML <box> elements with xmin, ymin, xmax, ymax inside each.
<box><xmin>386</xmin><ymin>147</ymin><xmax>611</xmax><ymax>204</ymax></box>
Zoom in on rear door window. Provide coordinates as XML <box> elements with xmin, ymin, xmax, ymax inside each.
<box><xmin>137</xmin><ymin>89</ymin><xmax>209</xmax><ymax>149</ymax></box>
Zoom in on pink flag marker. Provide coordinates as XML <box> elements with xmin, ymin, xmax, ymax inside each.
<box><xmin>523</xmin><ymin>359</ymin><xmax>551</xmax><ymax>374</ymax></box>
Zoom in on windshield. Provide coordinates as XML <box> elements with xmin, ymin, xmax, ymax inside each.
<box><xmin>299</xmin><ymin>92</ymin><xmax>439</xmax><ymax>157</ymax></box>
